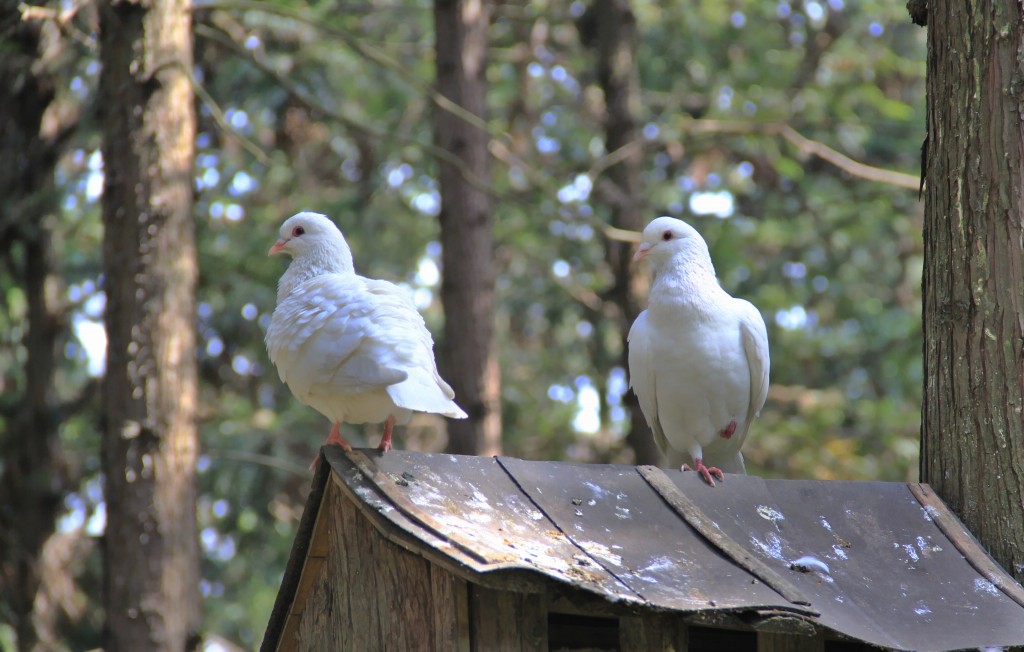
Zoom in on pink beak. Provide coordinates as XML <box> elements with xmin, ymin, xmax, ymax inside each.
<box><xmin>268</xmin><ymin>239</ymin><xmax>288</xmax><ymax>256</ymax></box>
<box><xmin>633</xmin><ymin>242</ymin><xmax>652</xmax><ymax>262</ymax></box>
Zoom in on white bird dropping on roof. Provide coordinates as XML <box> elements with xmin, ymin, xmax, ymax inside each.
<box><xmin>627</xmin><ymin>216</ymin><xmax>770</xmax><ymax>486</ymax></box>
<box><xmin>265</xmin><ymin>211</ymin><xmax>467</xmax><ymax>462</ymax></box>
<box><xmin>789</xmin><ymin>555</ymin><xmax>831</xmax><ymax>575</ymax></box>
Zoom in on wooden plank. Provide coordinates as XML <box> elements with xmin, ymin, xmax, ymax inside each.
<box><xmin>290</xmin><ymin>489</ymin><xmax>332</xmax><ymax>622</ymax></box>
<box><xmin>470</xmin><ymin>585</ymin><xmax>546</xmax><ymax>652</ymax></box>
<box><xmin>431</xmin><ymin>565</ymin><xmax>471</xmax><ymax>652</ymax></box>
<box><xmin>372</xmin><ymin>514</ymin><xmax>436</xmax><ymax>651</ymax></box>
<box><xmin>757</xmin><ymin>631</ymin><xmax>825</xmax><ymax>652</ymax></box>
<box><xmin>295</xmin><ymin>503</ymin><xmax>354</xmax><ymax>652</ymax></box>
<box><xmin>295</xmin><ymin>483</ymin><xmax>446</xmax><ymax>650</ymax></box>
<box><xmin>294</xmin><ymin>544</ymin><xmax>330</xmax><ymax>650</ymax></box>
<box><xmin>749</xmin><ymin>615</ymin><xmax>819</xmax><ymax>637</ymax></box>
<box><xmin>620</xmin><ymin>614</ymin><xmax>688</xmax><ymax>651</ymax></box>
<box><xmin>546</xmin><ymin>595</ymin><xmax>628</xmax><ymax>619</ymax></box>
<box><xmin>683</xmin><ymin>611</ymin><xmax>753</xmax><ymax>631</ymax></box>
<box><xmin>262</xmin><ymin>452</ymin><xmax>332</xmax><ymax>652</ymax></box>
<box><xmin>277</xmin><ymin>619</ymin><xmax>298</xmax><ymax>652</ymax></box>
<box><xmin>908</xmin><ymin>482</ymin><xmax>1024</xmax><ymax>609</ymax></box>
<box><xmin>637</xmin><ymin>466</ymin><xmax>816</xmax><ymax>610</ymax></box>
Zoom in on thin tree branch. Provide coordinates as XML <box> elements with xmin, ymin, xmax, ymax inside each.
<box><xmin>488</xmin><ymin>140</ymin><xmax>640</xmax><ymax>244</ymax></box>
<box><xmin>774</xmin><ymin>123</ymin><xmax>919</xmax><ymax>190</ymax></box>
<box><xmin>194</xmin><ymin>23</ymin><xmax>500</xmax><ymax>201</ymax></box>
<box><xmin>195</xmin><ymin>14</ymin><xmax>918</xmax><ymax>240</ymax></box>
<box><xmin>587</xmin><ymin>138</ymin><xmax>647</xmax><ymax>182</ymax></box>
<box><xmin>198</xmin><ymin>17</ymin><xmax>642</xmax><ymax>251</ymax></box>
<box><xmin>193</xmin><ymin>0</ymin><xmax>501</xmax><ymax>142</ymax></box>
<box><xmin>187</xmin><ymin>72</ymin><xmax>273</xmax><ymax>166</ymax></box>
<box><xmin>18</xmin><ymin>2</ymin><xmax>94</xmax><ymax>49</ymax></box>
<box><xmin>203</xmin><ymin>448</ymin><xmax>310</xmax><ymax>477</ymax></box>
<box><xmin>678</xmin><ymin>117</ymin><xmax>921</xmax><ymax>190</ymax></box>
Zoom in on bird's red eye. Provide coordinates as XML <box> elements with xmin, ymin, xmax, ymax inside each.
<box><xmin>292</xmin><ymin>226</ymin><xmax>305</xmax><ymax>237</ymax></box>
<box><xmin>662</xmin><ymin>230</ymin><xmax>673</xmax><ymax>241</ymax></box>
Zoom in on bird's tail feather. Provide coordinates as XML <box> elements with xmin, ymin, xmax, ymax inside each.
<box><xmin>387</xmin><ymin>373</ymin><xmax>468</xmax><ymax>419</ymax></box>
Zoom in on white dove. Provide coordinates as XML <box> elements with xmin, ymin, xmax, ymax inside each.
<box><xmin>265</xmin><ymin>211</ymin><xmax>467</xmax><ymax>460</ymax></box>
<box><xmin>628</xmin><ymin>216</ymin><xmax>769</xmax><ymax>486</ymax></box>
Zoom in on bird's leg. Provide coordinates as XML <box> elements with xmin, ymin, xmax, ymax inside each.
<box><xmin>310</xmin><ymin>422</ymin><xmax>352</xmax><ymax>471</ymax></box>
<box><xmin>325</xmin><ymin>422</ymin><xmax>353</xmax><ymax>451</ymax></box>
<box><xmin>682</xmin><ymin>459</ymin><xmax>725</xmax><ymax>486</ymax></box>
<box><xmin>376</xmin><ymin>415</ymin><xmax>395</xmax><ymax>453</ymax></box>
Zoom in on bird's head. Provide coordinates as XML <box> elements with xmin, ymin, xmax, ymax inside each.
<box><xmin>270</xmin><ymin>211</ymin><xmax>355</xmax><ymax>276</ymax></box>
<box><xmin>269</xmin><ymin>212</ymin><xmax>344</xmax><ymax>257</ymax></box>
<box><xmin>633</xmin><ymin>216</ymin><xmax>707</xmax><ymax>266</ymax></box>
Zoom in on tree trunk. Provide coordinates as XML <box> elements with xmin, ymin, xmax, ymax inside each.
<box><xmin>580</xmin><ymin>0</ymin><xmax>660</xmax><ymax>465</ymax></box>
<box><xmin>0</xmin><ymin>10</ymin><xmax>68</xmax><ymax>649</ymax></box>
<box><xmin>99</xmin><ymin>0</ymin><xmax>202</xmax><ymax>647</ymax></box>
<box><xmin>433</xmin><ymin>0</ymin><xmax>502</xmax><ymax>456</ymax></box>
<box><xmin>920</xmin><ymin>0</ymin><xmax>1024</xmax><ymax>583</ymax></box>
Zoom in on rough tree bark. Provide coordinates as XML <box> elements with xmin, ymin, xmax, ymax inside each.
<box><xmin>919</xmin><ymin>0</ymin><xmax>1024</xmax><ymax>583</ymax></box>
<box><xmin>433</xmin><ymin>0</ymin><xmax>502</xmax><ymax>456</ymax></box>
<box><xmin>98</xmin><ymin>0</ymin><xmax>202</xmax><ymax>647</ymax></box>
<box><xmin>0</xmin><ymin>10</ymin><xmax>69</xmax><ymax>650</ymax></box>
<box><xmin>579</xmin><ymin>0</ymin><xmax>660</xmax><ymax>465</ymax></box>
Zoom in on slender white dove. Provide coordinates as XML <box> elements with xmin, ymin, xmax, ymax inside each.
<box><xmin>265</xmin><ymin>211</ymin><xmax>467</xmax><ymax>460</ymax></box>
<box><xmin>628</xmin><ymin>216</ymin><xmax>769</xmax><ymax>486</ymax></box>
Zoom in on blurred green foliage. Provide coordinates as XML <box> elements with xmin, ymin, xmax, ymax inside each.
<box><xmin>3</xmin><ymin>0</ymin><xmax>925</xmax><ymax>647</ymax></box>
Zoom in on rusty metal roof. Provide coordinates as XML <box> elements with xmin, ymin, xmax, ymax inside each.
<box><xmin>263</xmin><ymin>448</ymin><xmax>1024</xmax><ymax>651</ymax></box>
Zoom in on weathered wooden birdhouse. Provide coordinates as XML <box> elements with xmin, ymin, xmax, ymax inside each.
<box><xmin>261</xmin><ymin>448</ymin><xmax>1024</xmax><ymax>652</ymax></box>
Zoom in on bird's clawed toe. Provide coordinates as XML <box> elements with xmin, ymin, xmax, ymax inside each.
<box><xmin>683</xmin><ymin>459</ymin><xmax>724</xmax><ymax>487</ymax></box>
<box><xmin>325</xmin><ymin>423</ymin><xmax>353</xmax><ymax>451</ymax></box>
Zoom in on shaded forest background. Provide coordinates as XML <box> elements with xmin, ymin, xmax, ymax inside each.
<box><xmin>1</xmin><ymin>0</ymin><xmax>925</xmax><ymax>648</ymax></box>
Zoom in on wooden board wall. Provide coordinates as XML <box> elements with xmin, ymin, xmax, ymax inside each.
<box><xmin>296</xmin><ymin>485</ymin><xmax>471</xmax><ymax>650</ymax></box>
<box><xmin>291</xmin><ymin>482</ymin><xmax>843</xmax><ymax>652</ymax></box>
<box><xmin>469</xmin><ymin>585</ymin><xmax>546</xmax><ymax>651</ymax></box>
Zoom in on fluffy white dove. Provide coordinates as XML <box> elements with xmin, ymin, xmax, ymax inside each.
<box><xmin>265</xmin><ymin>211</ymin><xmax>467</xmax><ymax>460</ymax></box>
<box><xmin>628</xmin><ymin>216</ymin><xmax>769</xmax><ymax>486</ymax></box>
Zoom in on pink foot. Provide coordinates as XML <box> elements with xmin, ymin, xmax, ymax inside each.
<box><xmin>682</xmin><ymin>459</ymin><xmax>724</xmax><ymax>487</ymax></box>
<box><xmin>310</xmin><ymin>422</ymin><xmax>352</xmax><ymax>471</ymax></box>
<box><xmin>376</xmin><ymin>415</ymin><xmax>395</xmax><ymax>453</ymax></box>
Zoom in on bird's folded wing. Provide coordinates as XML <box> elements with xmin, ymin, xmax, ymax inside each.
<box><xmin>628</xmin><ymin>311</ymin><xmax>670</xmax><ymax>455</ymax></box>
<box><xmin>737</xmin><ymin>298</ymin><xmax>770</xmax><ymax>423</ymax></box>
<box><xmin>267</xmin><ymin>274</ymin><xmax>411</xmax><ymax>396</ymax></box>
<box><xmin>359</xmin><ymin>279</ymin><xmax>467</xmax><ymax>417</ymax></box>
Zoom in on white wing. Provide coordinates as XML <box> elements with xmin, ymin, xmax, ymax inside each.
<box><xmin>735</xmin><ymin>298</ymin><xmax>770</xmax><ymax>425</ymax></box>
<box><xmin>361</xmin><ymin>279</ymin><xmax>467</xmax><ymax>418</ymax></box>
<box><xmin>700</xmin><ymin>297</ymin><xmax>768</xmax><ymax>470</ymax></box>
<box><xmin>266</xmin><ymin>274</ymin><xmax>410</xmax><ymax>398</ymax></box>
<box><xmin>627</xmin><ymin>310</ymin><xmax>671</xmax><ymax>456</ymax></box>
